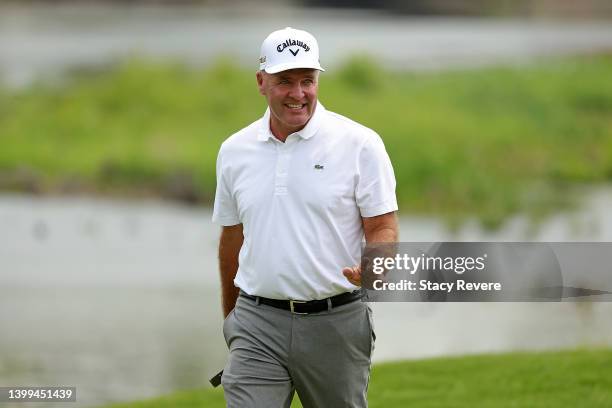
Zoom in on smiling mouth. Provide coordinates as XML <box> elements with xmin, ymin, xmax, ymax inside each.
<box><xmin>285</xmin><ymin>103</ymin><xmax>306</xmax><ymax>110</ymax></box>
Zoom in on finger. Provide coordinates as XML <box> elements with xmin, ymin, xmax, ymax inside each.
<box><xmin>347</xmin><ymin>267</ymin><xmax>361</xmax><ymax>285</ymax></box>
<box><xmin>342</xmin><ymin>268</ymin><xmax>356</xmax><ymax>283</ymax></box>
<box><xmin>342</xmin><ymin>267</ymin><xmax>357</xmax><ymax>279</ymax></box>
<box><xmin>342</xmin><ymin>265</ymin><xmax>362</xmax><ymax>285</ymax></box>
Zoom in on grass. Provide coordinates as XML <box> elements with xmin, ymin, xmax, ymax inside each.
<box><xmin>101</xmin><ymin>348</ymin><xmax>612</xmax><ymax>407</ymax></box>
<box><xmin>1</xmin><ymin>55</ymin><xmax>612</xmax><ymax>227</ymax></box>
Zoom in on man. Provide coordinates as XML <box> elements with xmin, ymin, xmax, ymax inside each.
<box><xmin>212</xmin><ymin>27</ymin><xmax>399</xmax><ymax>408</ymax></box>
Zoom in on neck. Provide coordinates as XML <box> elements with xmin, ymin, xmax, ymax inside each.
<box><xmin>270</xmin><ymin>121</ymin><xmax>301</xmax><ymax>143</ymax></box>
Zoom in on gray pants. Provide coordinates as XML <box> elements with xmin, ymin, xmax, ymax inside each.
<box><xmin>222</xmin><ymin>293</ymin><xmax>375</xmax><ymax>408</ymax></box>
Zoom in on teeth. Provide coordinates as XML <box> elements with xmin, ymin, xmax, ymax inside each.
<box><xmin>287</xmin><ymin>104</ymin><xmax>303</xmax><ymax>109</ymax></box>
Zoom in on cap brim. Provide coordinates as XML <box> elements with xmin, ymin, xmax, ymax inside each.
<box><xmin>264</xmin><ymin>62</ymin><xmax>325</xmax><ymax>74</ymax></box>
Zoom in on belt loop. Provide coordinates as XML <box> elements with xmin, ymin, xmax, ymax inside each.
<box><xmin>255</xmin><ymin>296</ymin><xmax>261</xmax><ymax>306</ymax></box>
<box><xmin>326</xmin><ymin>297</ymin><xmax>332</xmax><ymax>311</ymax></box>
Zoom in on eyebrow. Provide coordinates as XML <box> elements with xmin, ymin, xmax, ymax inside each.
<box><xmin>276</xmin><ymin>73</ymin><xmax>316</xmax><ymax>81</ymax></box>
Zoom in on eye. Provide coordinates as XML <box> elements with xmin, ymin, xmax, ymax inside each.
<box><xmin>279</xmin><ymin>79</ymin><xmax>290</xmax><ymax>85</ymax></box>
<box><xmin>303</xmin><ymin>79</ymin><xmax>314</xmax><ymax>85</ymax></box>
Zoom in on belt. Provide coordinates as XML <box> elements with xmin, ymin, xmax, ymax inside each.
<box><xmin>240</xmin><ymin>290</ymin><xmax>363</xmax><ymax>314</ymax></box>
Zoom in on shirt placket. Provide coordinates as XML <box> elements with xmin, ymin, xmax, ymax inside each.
<box><xmin>274</xmin><ymin>137</ymin><xmax>297</xmax><ymax>196</ymax></box>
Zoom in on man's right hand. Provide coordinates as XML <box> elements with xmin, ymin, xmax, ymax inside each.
<box><xmin>219</xmin><ymin>224</ymin><xmax>244</xmax><ymax>318</ymax></box>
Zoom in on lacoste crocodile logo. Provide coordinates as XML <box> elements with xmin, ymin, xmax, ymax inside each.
<box><xmin>314</xmin><ymin>164</ymin><xmax>324</xmax><ymax>170</ymax></box>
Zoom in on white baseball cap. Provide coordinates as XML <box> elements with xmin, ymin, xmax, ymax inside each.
<box><xmin>259</xmin><ymin>27</ymin><xmax>325</xmax><ymax>74</ymax></box>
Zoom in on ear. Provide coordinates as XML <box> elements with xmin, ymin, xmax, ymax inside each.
<box><xmin>256</xmin><ymin>71</ymin><xmax>266</xmax><ymax>95</ymax></box>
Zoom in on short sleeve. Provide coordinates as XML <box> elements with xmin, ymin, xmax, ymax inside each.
<box><xmin>355</xmin><ymin>133</ymin><xmax>398</xmax><ymax>218</ymax></box>
<box><xmin>212</xmin><ymin>145</ymin><xmax>241</xmax><ymax>226</ymax></box>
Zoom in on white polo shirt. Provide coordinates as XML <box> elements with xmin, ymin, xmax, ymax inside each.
<box><xmin>212</xmin><ymin>102</ymin><xmax>397</xmax><ymax>300</ymax></box>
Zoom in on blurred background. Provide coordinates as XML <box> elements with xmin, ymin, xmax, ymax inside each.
<box><xmin>1</xmin><ymin>0</ymin><xmax>612</xmax><ymax>407</ymax></box>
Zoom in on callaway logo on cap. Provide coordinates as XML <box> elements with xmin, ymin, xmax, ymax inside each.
<box><xmin>259</xmin><ymin>27</ymin><xmax>325</xmax><ymax>74</ymax></box>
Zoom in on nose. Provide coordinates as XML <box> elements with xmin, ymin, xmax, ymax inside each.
<box><xmin>288</xmin><ymin>82</ymin><xmax>305</xmax><ymax>100</ymax></box>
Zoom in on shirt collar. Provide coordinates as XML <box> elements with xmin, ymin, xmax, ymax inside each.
<box><xmin>257</xmin><ymin>101</ymin><xmax>326</xmax><ymax>142</ymax></box>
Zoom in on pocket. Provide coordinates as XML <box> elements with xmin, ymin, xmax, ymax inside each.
<box><xmin>366</xmin><ymin>305</ymin><xmax>376</xmax><ymax>344</ymax></box>
<box><xmin>222</xmin><ymin>308</ymin><xmax>235</xmax><ymax>346</ymax></box>
<box><xmin>223</xmin><ymin>308</ymin><xmax>235</xmax><ymax>323</ymax></box>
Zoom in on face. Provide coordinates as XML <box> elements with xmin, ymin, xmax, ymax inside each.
<box><xmin>256</xmin><ymin>68</ymin><xmax>319</xmax><ymax>139</ymax></box>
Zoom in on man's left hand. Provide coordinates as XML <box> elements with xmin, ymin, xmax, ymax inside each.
<box><xmin>342</xmin><ymin>265</ymin><xmax>361</xmax><ymax>286</ymax></box>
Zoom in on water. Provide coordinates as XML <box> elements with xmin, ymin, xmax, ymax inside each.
<box><xmin>2</xmin><ymin>4</ymin><xmax>612</xmax><ymax>87</ymax></box>
<box><xmin>1</xmin><ymin>191</ymin><xmax>612</xmax><ymax>406</ymax></box>
<box><xmin>0</xmin><ymin>196</ymin><xmax>224</xmax><ymax>407</ymax></box>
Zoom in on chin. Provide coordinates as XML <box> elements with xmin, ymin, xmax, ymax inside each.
<box><xmin>289</xmin><ymin>113</ymin><xmax>311</xmax><ymax>125</ymax></box>
<box><xmin>289</xmin><ymin>120</ymin><xmax>309</xmax><ymax>130</ymax></box>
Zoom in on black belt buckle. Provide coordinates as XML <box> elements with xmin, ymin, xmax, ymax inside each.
<box><xmin>289</xmin><ymin>299</ymin><xmax>308</xmax><ymax>314</ymax></box>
